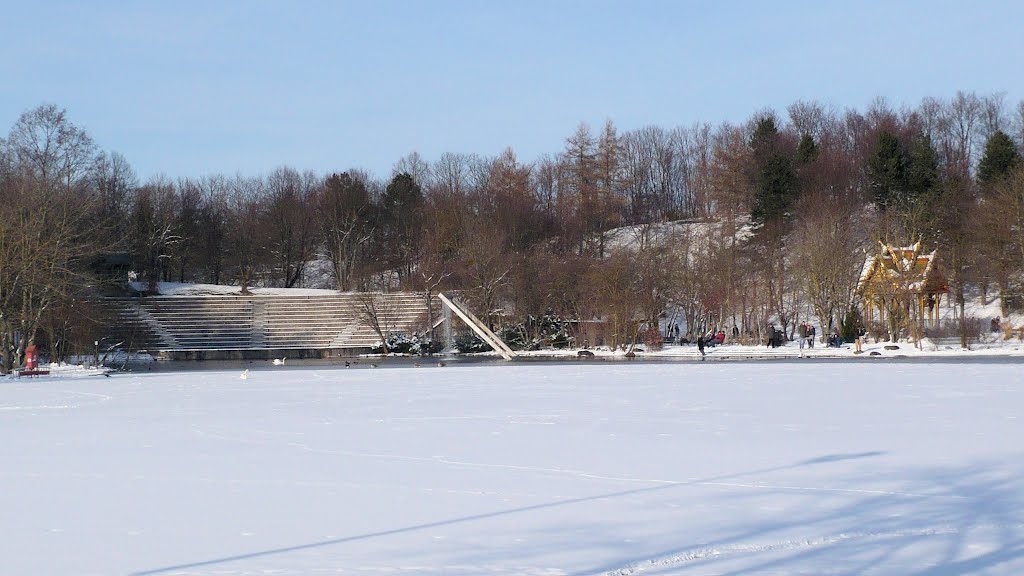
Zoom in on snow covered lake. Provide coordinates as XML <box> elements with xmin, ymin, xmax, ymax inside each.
<box><xmin>3</xmin><ymin>361</ymin><xmax>1023</xmax><ymax>575</ymax></box>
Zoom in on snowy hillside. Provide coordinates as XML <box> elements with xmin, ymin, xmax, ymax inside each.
<box><xmin>604</xmin><ymin>218</ymin><xmax>754</xmax><ymax>254</ymax></box>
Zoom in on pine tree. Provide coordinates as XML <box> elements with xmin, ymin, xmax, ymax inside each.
<box><xmin>903</xmin><ymin>134</ymin><xmax>943</xmax><ymax>241</ymax></box>
<box><xmin>749</xmin><ymin>117</ymin><xmax>797</xmax><ymax>223</ymax></box>
<box><xmin>978</xmin><ymin>130</ymin><xmax>1021</xmax><ymax>186</ymax></box>
<box><xmin>905</xmin><ymin>134</ymin><xmax>940</xmax><ymax>203</ymax></box>
<box><xmin>867</xmin><ymin>130</ymin><xmax>906</xmax><ymax>211</ymax></box>
<box><xmin>796</xmin><ymin>133</ymin><xmax>818</xmax><ymax>165</ymax></box>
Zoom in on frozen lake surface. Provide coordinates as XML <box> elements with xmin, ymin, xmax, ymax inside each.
<box><xmin>3</xmin><ymin>361</ymin><xmax>1024</xmax><ymax>575</ymax></box>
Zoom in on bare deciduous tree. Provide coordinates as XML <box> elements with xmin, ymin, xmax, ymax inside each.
<box><xmin>265</xmin><ymin>167</ymin><xmax>317</xmax><ymax>288</ymax></box>
<box><xmin>791</xmin><ymin>190</ymin><xmax>864</xmax><ymax>335</ymax></box>
<box><xmin>587</xmin><ymin>252</ymin><xmax>639</xmax><ymax>351</ymax></box>
<box><xmin>0</xmin><ymin>105</ymin><xmax>109</xmax><ymax>371</ymax></box>
<box><xmin>224</xmin><ymin>176</ymin><xmax>266</xmax><ymax>293</ymax></box>
<box><xmin>130</xmin><ymin>177</ymin><xmax>180</xmax><ymax>292</ymax></box>
<box><xmin>319</xmin><ymin>172</ymin><xmax>374</xmax><ymax>291</ymax></box>
<box><xmin>356</xmin><ymin>290</ymin><xmax>399</xmax><ymax>353</ymax></box>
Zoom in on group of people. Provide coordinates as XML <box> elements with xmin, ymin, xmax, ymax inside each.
<box><xmin>669</xmin><ymin>321</ymin><xmax>871</xmax><ymax>354</ymax></box>
<box><xmin>695</xmin><ymin>329</ymin><xmax>726</xmax><ymax>357</ymax></box>
<box><xmin>766</xmin><ymin>325</ymin><xmax>786</xmax><ymax>348</ymax></box>
<box><xmin>798</xmin><ymin>321</ymin><xmax>849</xmax><ymax>349</ymax></box>
<box><xmin>800</xmin><ymin>322</ymin><xmax>868</xmax><ymax>352</ymax></box>
<box><xmin>667</xmin><ymin>324</ymin><xmax>728</xmax><ymax>347</ymax></box>
<box><xmin>797</xmin><ymin>321</ymin><xmax>816</xmax><ymax>349</ymax></box>
<box><xmin>666</xmin><ymin>323</ymin><xmax>732</xmax><ymax>358</ymax></box>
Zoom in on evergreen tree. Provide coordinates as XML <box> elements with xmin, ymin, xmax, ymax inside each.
<box><xmin>750</xmin><ymin>116</ymin><xmax>780</xmax><ymax>163</ymax></box>
<box><xmin>749</xmin><ymin>117</ymin><xmax>797</xmax><ymax>223</ymax></box>
<box><xmin>905</xmin><ymin>134</ymin><xmax>940</xmax><ymax>204</ymax></box>
<box><xmin>795</xmin><ymin>133</ymin><xmax>818</xmax><ymax>165</ymax></box>
<box><xmin>904</xmin><ymin>134</ymin><xmax>944</xmax><ymax>242</ymax></box>
<box><xmin>867</xmin><ymin>130</ymin><xmax>906</xmax><ymax>211</ymax></box>
<box><xmin>794</xmin><ymin>132</ymin><xmax>820</xmax><ymax>202</ymax></box>
<box><xmin>751</xmin><ymin>155</ymin><xmax>797</xmax><ymax>223</ymax></box>
<box><xmin>978</xmin><ymin>130</ymin><xmax>1021</xmax><ymax>185</ymax></box>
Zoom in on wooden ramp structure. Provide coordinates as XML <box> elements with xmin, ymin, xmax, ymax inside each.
<box><xmin>437</xmin><ymin>292</ymin><xmax>516</xmax><ymax>360</ymax></box>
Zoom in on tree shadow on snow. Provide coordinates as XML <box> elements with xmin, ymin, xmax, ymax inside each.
<box><xmin>130</xmin><ymin>452</ymin><xmax>1024</xmax><ymax>576</ymax></box>
<box><xmin>578</xmin><ymin>457</ymin><xmax>1024</xmax><ymax>575</ymax></box>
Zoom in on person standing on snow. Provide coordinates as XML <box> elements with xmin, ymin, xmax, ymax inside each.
<box><xmin>798</xmin><ymin>321</ymin><xmax>808</xmax><ymax>350</ymax></box>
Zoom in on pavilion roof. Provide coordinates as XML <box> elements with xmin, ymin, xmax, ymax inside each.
<box><xmin>857</xmin><ymin>241</ymin><xmax>948</xmax><ymax>296</ymax></box>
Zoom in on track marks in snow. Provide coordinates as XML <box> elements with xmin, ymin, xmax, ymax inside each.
<box><xmin>375</xmin><ymin>413</ymin><xmax>564</xmax><ymax>423</ymax></box>
<box><xmin>599</xmin><ymin>523</ymin><xmax>1024</xmax><ymax>575</ymax></box>
<box><xmin>0</xmin><ymin>389</ymin><xmax>112</xmax><ymax>411</ymax></box>
<box><xmin>156</xmin><ymin>566</ymin><xmax>568</xmax><ymax>575</ymax></box>
<box><xmin>192</xmin><ymin>428</ymin><xmax>955</xmax><ymax>502</ymax></box>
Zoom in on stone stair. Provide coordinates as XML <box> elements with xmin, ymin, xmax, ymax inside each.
<box><xmin>100</xmin><ymin>292</ymin><xmax>435</xmax><ymax>353</ymax></box>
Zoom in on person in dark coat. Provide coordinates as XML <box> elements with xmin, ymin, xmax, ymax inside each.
<box><xmin>828</xmin><ymin>327</ymin><xmax>843</xmax><ymax>348</ymax></box>
<box><xmin>696</xmin><ymin>333</ymin><xmax>706</xmax><ymax>357</ymax></box>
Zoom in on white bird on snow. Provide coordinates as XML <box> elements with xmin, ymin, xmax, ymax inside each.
<box><xmin>272</xmin><ymin>358</ymin><xmax>286</xmax><ymax>366</ymax></box>
<box><xmin>240</xmin><ymin>369</ymin><xmax>249</xmax><ymax>380</ymax></box>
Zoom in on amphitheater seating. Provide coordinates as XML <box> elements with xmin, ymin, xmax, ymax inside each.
<box><xmin>101</xmin><ymin>292</ymin><xmax>436</xmax><ymax>352</ymax></box>
<box><xmin>100</xmin><ymin>303</ymin><xmax>171</xmax><ymax>352</ymax></box>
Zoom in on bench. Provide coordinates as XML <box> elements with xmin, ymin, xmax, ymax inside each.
<box><xmin>17</xmin><ymin>369</ymin><xmax>51</xmax><ymax>377</ymax></box>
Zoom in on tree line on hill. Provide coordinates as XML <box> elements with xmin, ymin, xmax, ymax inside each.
<box><xmin>1</xmin><ymin>92</ymin><xmax>1024</xmax><ymax>369</ymax></box>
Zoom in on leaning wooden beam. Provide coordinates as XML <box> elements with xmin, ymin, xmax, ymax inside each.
<box><xmin>437</xmin><ymin>293</ymin><xmax>515</xmax><ymax>360</ymax></box>
<box><xmin>454</xmin><ymin>302</ymin><xmax>516</xmax><ymax>359</ymax></box>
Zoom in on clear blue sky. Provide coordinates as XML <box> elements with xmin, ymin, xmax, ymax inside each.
<box><xmin>3</xmin><ymin>0</ymin><xmax>1021</xmax><ymax>181</ymax></box>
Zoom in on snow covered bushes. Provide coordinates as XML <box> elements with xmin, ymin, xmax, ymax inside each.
<box><xmin>498</xmin><ymin>312</ymin><xmax>574</xmax><ymax>351</ymax></box>
<box><xmin>370</xmin><ymin>333</ymin><xmax>443</xmax><ymax>355</ymax></box>
<box><xmin>448</xmin><ymin>312</ymin><xmax>575</xmax><ymax>354</ymax></box>
<box><xmin>454</xmin><ymin>333</ymin><xmax>492</xmax><ymax>354</ymax></box>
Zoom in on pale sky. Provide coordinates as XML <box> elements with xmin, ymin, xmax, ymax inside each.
<box><xmin>3</xmin><ymin>0</ymin><xmax>1022</xmax><ymax>181</ymax></box>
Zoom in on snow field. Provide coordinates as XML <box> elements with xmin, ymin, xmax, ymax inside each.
<box><xmin>2</xmin><ymin>361</ymin><xmax>1023</xmax><ymax>575</ymax></box>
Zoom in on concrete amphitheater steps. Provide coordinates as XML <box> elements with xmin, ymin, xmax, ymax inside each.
<box><xmin>100</xmin><ymin>292</ymin><xmax>436</xmax><ymax>356</ymax></box>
